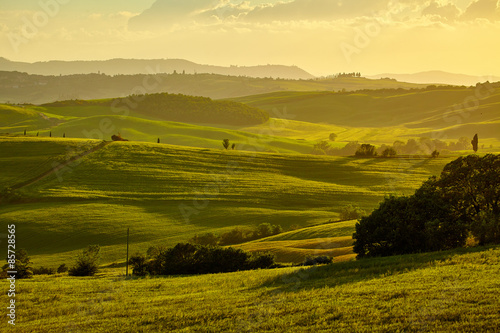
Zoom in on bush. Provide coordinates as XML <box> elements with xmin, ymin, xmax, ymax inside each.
<box><xmin>303</xmin><ymin>256</ymin><xmax>333</xmax><ymax>266</ymax></box>
<box><xmin>144</xmin><ymin>243</ymin><xmax>276</xmax><ymax>276</ymax></box>
<box><xmin>2</xmin><ymin>249</ymin><xmax>33</xmax><ymax>279</ymax></box>
<box><xmin>246</xmin><ymin>252</ymin><xmax>276</xmax><ymax>270</ymax></box>
<box><xmin>69</xmin><ymin>245</ymin><xmax>101</xmax><ymax>276</ymax></box>
<box><xmin>355</xmin><ymin>144</ymin><xmax>377</xmax><ymax>157</ymax></box>
<box><xmin>128</xmin><ymin>253</ymin><xmax>149</xmax><ymax>276</ymax></box>
<box><xmin>381</xmin><ymin>147</ymin><xmax>397</xmax><ymax>157</ymax></box>
<box><xmin>33</xmin><ymin>266</ymin><xmax>56</xmax><ymax>275</ymax></box>
<box><xmin>57</xmin><ymin>264</ymin><xmax>68</xmax><ymax>273</ymax></box>
<box><xmin>340</xmin><ymin>204</ymin><xmax>366</xmax><ymax>221</ymax></box>
<box><xmin>190</xmin><ymin>232</ymin><xmax>219</xmax><ymax>246</ymax></box>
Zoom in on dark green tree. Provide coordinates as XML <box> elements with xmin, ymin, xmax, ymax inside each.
<box><xmin>2</xmin><ymin>249</ymin><xmax>33</xmax><ymax>279</ymax></box>
<box><xmin>355</xmin><ymin>144</ymin><xmax>377</xmax><ymax>157</ymax></box>
<box><xmin>190</xmin><ymin>232</ymin><xmax>220</xmax><ymax>246</ymax></box>
<box><xmin>471</xmin><ymin>134</ymin><xmax>478</xmax><ymax>153</ymax></box>
<box><xmin>223</xmin><ymin>139</ymin><xmax>230</xmax><ymax>150</ymax></box>
<box><xmin>433</xmin><ymin>154</ymin><xmax>500</xmax><ymax>244</ymax></box>
<box><xmin>381</xmin><ymin>147</ymin><xmax>397</xmax><ymax>157</ymax></box>
<box><xmin>69</xmin><ymin>245</ymin><xmax>101</xmax><ymax>276</ymax></box>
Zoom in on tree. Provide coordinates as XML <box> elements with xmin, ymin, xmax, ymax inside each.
<box><xmin>223</xmin><ymin>139</ymin><xmax>230</xmax><ymax>150</ymax></box>
<box><xmin>381</xmin><ymin>147</ymin><xmax>397</xmax><ymax>157</ymax></box>
<box><xmin>431</xmin><ymin>150</ymin><xmax>440</xmax><ymax>158</ymax></box>
<box><xmin>254</xmin><ymin>223</ymin><xmax>273</xmax><ymax>238</ymax></box>
<box><xmin>433</xmin><ymin>154</ymin><xmax>500</xmax><ymax>244</ymax></box>
<box><xmin>329</xmin><ymin>133</ymin><xmax>338</xmax><ymax>142</ymax></box>
<box><xmin>128</xmin><ymin>253</ymin><xmax>149</xmax><ymax>276</ymax></box>
<box><xmin>190</xmin><ymin>232</ymin><xmax>220</xmax><ymax>246</ymax></box>
<box><xmin>69</xmin><ymin>245</ymin><xmax>101</xmax><ymax>276</ymax></box>
<box><xmin>231</xmin><ymin>143</ymin><xmax>236</xmax><ymax>150</ymax></box>
<box><xmin>353</xmin><ymin>154</ymin><xmax>500</xmax><ymax>258</ymax></box>
<box><xmin>57</xmin><ymin>264</ymin><xmax>68</xmax><ymax>273</ymax></box>
<box><xmin>340</xmin><ymin>204</ymin><xmax>366</xmax><ymax>220</ymax></box>
<box><xmin>471</xmin><ymin>134</ymin><xmax>478</xmax><ymax>153</ymax></box>
<box><xmin>312</xmin><ymin>141</ymin><xmax>332</xmax><ymax>155</ymax></box>
<box><xmin>2</xmin><ymin>249</ymin><xmax>33</xmax><ymax>279</ymax></box>
<box><xmin>355</xmin><ymin>144</ymin><xmax>377</xmax><ymax>157</ymax></box>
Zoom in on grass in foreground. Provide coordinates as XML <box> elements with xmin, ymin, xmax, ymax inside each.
<box><xmin>3</xmin><ymin>245</ymin><xmax>499</xmax><ymax>332</ymax></box>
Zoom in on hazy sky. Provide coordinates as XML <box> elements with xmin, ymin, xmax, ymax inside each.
<box><xmin>1</xmin><ymin>0</ymin><xmax>499</xmax><ymax>76</ymax></box>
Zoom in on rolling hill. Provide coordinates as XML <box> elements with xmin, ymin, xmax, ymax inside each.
<box><xmin>231</xmin><ymin>84</ymin><xmax>500</xmax><ymax>145</ymax></box>
<box><xmin>0</xmin><ymin>57</ymin><xmax>315</xmax><ymax>79</ymax></box>
<box><xmin>0</xmin><ymin>70</ymin><xmax>429</xmax><ymax>104</ymax></box>
<box><xmin>368</xmin><ymin>70</ymin><xmax>500</xmax><ymax>86</ymax></box>
<box><xmin>0</xmin><ymin>137</ymin><xmax>456</xmax><ymax>267</ymax></box>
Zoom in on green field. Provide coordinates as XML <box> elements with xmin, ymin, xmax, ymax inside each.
<box><xmin>231</xmin><ymin>86</ymin><xmax>500</xmax><ymax>146</ymax></box>
<box><xmin>2</xmin><ymin>83</ymin><xmax>500</xmax><ymax>156</ymax></box>
<box><xmin>0</xmin><ymin>137</ymin><xmax>456</xmax><ymax>267</ymax></box>
<box><xmin>1</xmin><ymin>83</ymin><xmax>500</xmax><ymax>332</ymax></box>
<box><xmin>2</xmin><ymin>244</ymin><xmax>499</xmax><ymax>332</ymax></box>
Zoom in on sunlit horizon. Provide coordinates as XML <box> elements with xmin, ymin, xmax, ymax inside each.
<box><xmin>1</xmin><ymin>0</ymin><xmax>500</xmax><ymax>77</ymax></box>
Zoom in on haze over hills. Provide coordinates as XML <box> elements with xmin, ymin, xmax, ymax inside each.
<box><xmin>368</xmin><ymin>71</ymin><xmax>500</xmax><ymax>87</ymax></box>
<box><xmin>0</xmin><ymin>70</ymin><xmax>429</xmax><ymax>104</ymax></box>
<box><xmin>0</xmin><ymin>57</ymin><xmax>314</xmax><ymax>80</ymax></box>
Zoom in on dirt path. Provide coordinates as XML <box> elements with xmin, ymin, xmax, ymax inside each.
<box><xmin>11</xmin><ymin>141</ymin><xmax>112</xmax><ymax>190</ymax></box>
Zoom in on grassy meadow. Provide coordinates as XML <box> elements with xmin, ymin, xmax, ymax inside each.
<box><xmin>1</xmin><ymin>82</ymin><xmax>500</xmax><ymax>332</ymax></box>
<box><xmin>2</xmin><ymin>245</ymin><xmax>499</xmax><ymax>332</ymax></box>
<box><xmin>0</xmin><ymin>137</ymin><xmax>456</xmax><ymax>268</ymax></box>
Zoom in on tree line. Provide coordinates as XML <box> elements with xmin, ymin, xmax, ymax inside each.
<box><xmin>313</xmin><ymin>136</ymin><xmax>479</xmax><ymax>157</ymax></box>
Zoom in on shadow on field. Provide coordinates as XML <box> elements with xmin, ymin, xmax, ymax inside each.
<box><xmin>263</xmin><ymin>245</ymin><xmax>494</xmax><ymax>294</ymax></box>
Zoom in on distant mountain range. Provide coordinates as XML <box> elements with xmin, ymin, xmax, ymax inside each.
<box><xmin>368</xmin><ymin>71</ymin><xmax>500</xmax><ymax>87</ymax></box>
<box><xmin>0</xmin><ymin>57</ymin><xmax>315</xmax><ymax>80</ymax></box>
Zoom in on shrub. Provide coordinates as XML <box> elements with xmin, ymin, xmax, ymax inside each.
<box><xmin>69</xmin><ymin>245</ymin><xmax>101</xmax><ymax>276</ymax></box>
<box><xmin>246</xmin><ymin>252</ymin><xmax>276</xmax><ymax>270</ymax></box>
<box><xmin>340</xmin><ymin>204</ymin><xmax>366</xmax><ymax>221</ymax></box>
<box><xmin>381</xmin><ymin>147</ymin><xmax>397</xmax><ymax>157</ymax></box>
<box><xmin>57</xmin><ymin>264</ymin><xmax>68</xmax><ymax>273</ymax></box>
<box><xmin>190</xmin><ymin>232</ymin><xmax>219</xmax><ymax>246</ymax></box>
<box><xmin>146</xmin><ymin>243</ymin><xmax>276</xmax><ymax>276</ymax></box>
<box><xmin>33</xmin><ymin>266</ymin><xmax>56</xmax><ymax>275</ymax></box>
<box><xmin>1</xmin><ymin>249</ymin><xmax>33</xmax><ymax>279</ymax></box>
<box><xmin>128</xmin><ymin>253</ymin><xmax>149</xmax><ymax>276</ymax></box>
<box><xmin>303</xmin><ymin>256</ymin><xmax>333</xmax><ymax>266</ymax></box>
<box><xmin>355</xmin><ymin>144</ymin><xmax>377</xmax><ymax>157</ymax></box>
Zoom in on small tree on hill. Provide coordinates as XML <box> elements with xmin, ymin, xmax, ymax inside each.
<box><xmin>471</xmin><ymin>134</ymin><xmax>479</xmax><ymax>153</ymax></box>
<box><xmin>2</xmin><ymin>249</ymin><xmax>33</xmax><ymax>279</ymax></box>
<box><xmin>329</xmin><ymin>133</ymin><xmax>338</xmax><ymax>142</ymax></box>
<box><xmin>340</xmin><ymin>204</ymin><xmax>366</xmax><ymax>220</ymax></box>
<box><xmin>190</xmin><ymin>232</ymin><xmax>220</xmax><ymax>246</ymax></box>
<box><xmin>69</xmin><ymin>245</ymin><xmax>101</xmax><ymax>276</ymax></box>
<box><xmin>381</xmin><ymin>147</ymin><xmax>397</xmax><ymax>157</ymax></box>
<box><xmin>223</xmin><ymin>139</ymin><xmax>230</xmax><ymax>150</ymax></box>
<box><xmin>355</xmin><ymin>144</ymin><xmax>377</xmax><ymax>157</ymax></box>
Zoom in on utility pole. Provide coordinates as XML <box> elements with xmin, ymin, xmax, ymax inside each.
<box><xmin>126</xmin><ymin>228</ymin><xmax>130</xmax><ymax>277</ymax></box>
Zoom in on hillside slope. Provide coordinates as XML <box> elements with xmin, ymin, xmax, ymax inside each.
<box><xmin>0</xmin><ymin>71</ymin><xmax>428</xmax><ymax>104</ymax></box>
<box><xmin>7</xmin><ymin>244</ymin><xmax>500</xmax><ymax>332</ymax></box>
<box><xmin>231</xmin><ymin>84</ymin><xmax>500</xmax><ymax>143</ymax></box>
<box><xmin>0</xmin><ymin>138</ymin><xmax>454</xmax><ymax>266</ymax></box>
<box><xmin>0</xmin><ymin>57</ymin><xmax>315</xmax><ymax>79</ymax></box>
